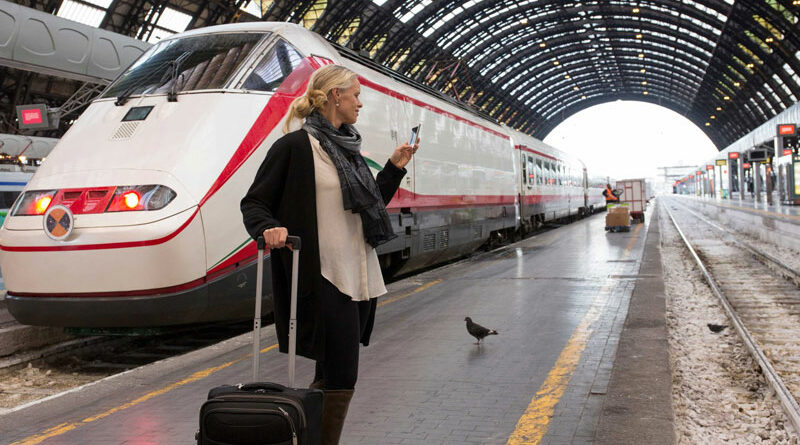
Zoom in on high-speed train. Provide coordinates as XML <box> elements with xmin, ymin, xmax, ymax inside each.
<box><xmin>0</xmin><ymin>23</ymin><xmax>606</xmax><ymax>328</ymax></box>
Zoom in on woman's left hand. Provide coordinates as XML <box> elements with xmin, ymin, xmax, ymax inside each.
<box><xmin>390</xmin><ymin>139</ymin><xmax>420</xmax><ymax>169</ymax></box>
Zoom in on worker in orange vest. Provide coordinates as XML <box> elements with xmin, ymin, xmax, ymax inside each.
<box><xmin>603</xmin><ymin>184</ymin><xmax>619</xmax><ymax>204</ymax></box>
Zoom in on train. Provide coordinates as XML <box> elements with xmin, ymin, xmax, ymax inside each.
<box><xmin>0</xmin><ymin>23</ymin><xmax>606</xmax><ymax>328</ymax></box>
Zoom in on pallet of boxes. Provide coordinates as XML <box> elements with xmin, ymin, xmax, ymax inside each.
<box><xmin>605</xmin><ymin>203</ymin><xmax>631</xmax><ymax>232</ymax></box>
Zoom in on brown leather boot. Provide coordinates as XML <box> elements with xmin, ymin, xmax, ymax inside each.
<box><xmin>321</xmin><ymin>389</ymin><xmax>354</xmax><ymax>445</ymax></box>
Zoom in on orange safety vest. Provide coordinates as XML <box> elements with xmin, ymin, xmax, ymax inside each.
<box><xmin>605</xmin><ymin>186</ymin><xmax>618</xmax><ymax>202</ymax></box>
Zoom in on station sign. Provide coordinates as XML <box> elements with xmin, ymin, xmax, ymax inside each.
<box><xmin>784</xmin><ymin>149</ymin><xmax>794</xmax><ymax>156</ymax></box>
<box><xmin>728</xmin><ymin>152</ymin><xmax>739</xmax><ymax>159</ymax></box>
<box><xmin>778</xmin><ymin>124</ymin><xmax>796</xmax><ymax>136</ymax></box>
<box><xmin>743</xmin><ymin>162</ymin><xmax>751</xmax><ymax>169</ymax></box>
<box><xmin>715</xmin><ymin>159</ymin><xmax>727</xmax><ymax>166</ymax></box>
<box><xmin>706</xmin><ymin>165</ymin><xmax>714</xmax><ymax>170</ymax></box>
<box><xmin>696</xmin><ymin>170</ymin><xmax>703</xmax><ymax>175</ymax></box>
<box><xmin>689</xmin><ymin>174</ymin><xmax>694</xmax><ymax>178</ymax></box>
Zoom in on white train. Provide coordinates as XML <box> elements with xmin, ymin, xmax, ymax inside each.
<box><xmin>0</xmin><ymin>23</ymin><xmax>605</xmax><ymax>327</ymax></box>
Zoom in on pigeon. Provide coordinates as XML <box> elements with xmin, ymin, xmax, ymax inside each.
<box><xmin>465</xmin><ymin>317</ymin><xmax>498</xmax><ymax>345</ymax></box>
<box><xmin>707</xmin><ymin>323</ymin><xmax>727</xmax><ymax>333</ymax></box>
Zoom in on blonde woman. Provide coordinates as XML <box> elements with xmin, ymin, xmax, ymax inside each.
<box><xmin>241</xmin><ymin>64</ymin><xmax>419</xmax><ymax>445</ymax></box>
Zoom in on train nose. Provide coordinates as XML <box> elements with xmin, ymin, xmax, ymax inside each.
<box><xmin>0</xmin><ymin>169</ymin><xmax>210</xmax><ymax>326</ymax></box>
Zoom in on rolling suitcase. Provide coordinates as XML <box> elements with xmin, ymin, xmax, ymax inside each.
<box><xmin>198</xmin><ymin>235</ymin><xmax>323</xmax><ymax>445</ymax></box>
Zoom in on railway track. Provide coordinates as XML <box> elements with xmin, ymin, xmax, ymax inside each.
<box><xmin>662</xmin><ymin>197</ymin><xmax>800</xmax><ymax>434</ymax></box>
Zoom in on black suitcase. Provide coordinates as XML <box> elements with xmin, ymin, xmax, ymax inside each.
<box><xmin>198</xmin><ymin>235</ymin><xmax>323</xmax><ymax>445</ymax></box>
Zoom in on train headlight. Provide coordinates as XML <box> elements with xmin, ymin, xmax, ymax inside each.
<box><xmin>106</xmin><ymin>185</ymin><xmax>176</xmax><ymax>212</ymax></box>
<box><xmin>10</xmin><ymin>190</ymin><xmax>56</xmax><ymax>216</ymax></box>
<box><xmin>123</xmin><ymin>192</ymin><xmax>140</xmax><ymax>209</ymax></box>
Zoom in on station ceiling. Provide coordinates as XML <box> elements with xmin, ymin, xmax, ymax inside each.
<box><xmin>4</xmin><ymin>0</ymin><xmax>800</xmax><ymax>150</ymax></box>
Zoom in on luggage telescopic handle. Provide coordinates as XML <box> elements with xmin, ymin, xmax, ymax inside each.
<box><xmin>286</xmin><ymin>235</ymin><xmax>301</xmax><ymax>251</ymax></box>
<box><xmin>252</xmin><ymin>235</ymin><xmax>302</xmax><ymax>386</ymax></box>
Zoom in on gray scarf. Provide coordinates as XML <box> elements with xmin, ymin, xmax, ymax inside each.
<box><xmin>303</xmin><ymin>111</ymin><xmax>397</xmax><ymax>248</ymax></box>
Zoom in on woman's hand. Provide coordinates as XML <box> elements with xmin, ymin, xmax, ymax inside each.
<box><xmin>262</xmin><ymin>227</ymin><xmax>289</xmax><ymax>250</ymax></box>
<box><xmin>389</xmin><ymin>139</ymin><xmax>420</xmax><ymax>169</ymax></box>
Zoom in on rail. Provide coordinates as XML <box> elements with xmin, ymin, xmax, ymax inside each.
<box><xmin>662</xmin><ymin>200</ymin><xmax>800</xmax><ymax>435</ymax></box>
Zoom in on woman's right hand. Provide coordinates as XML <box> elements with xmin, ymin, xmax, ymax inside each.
<box><xmin>262</xmin><ymin>227</ymin><xmax>289</xmax><ymax>250</ymax></box>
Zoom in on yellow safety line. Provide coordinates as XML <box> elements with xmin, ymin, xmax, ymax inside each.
<box><xmin>506</xmin><ymin>301</ymin><xmax>605</xmax><ymax>445</ymax></box>
<box><xmin>12</xmin><ymin>279</ymin><xmax>442</xmax><ymax>445</ymax></box>
<box><xmin>624</xmin><ymin>223</ymin><xmax>644</xmax><ymax>253</ymax></box>
<box><xmin>506</xmin><ymin>222</ymin><xmax>644</xmax><ymax>444</ymax></box>
<box><xmin>377</xmin><ymin>279</ymin><xmax>442</xmax><ymax>307</ymax></box>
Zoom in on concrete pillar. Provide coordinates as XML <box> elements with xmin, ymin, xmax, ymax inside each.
<box><xmin>754</xmin><ymin>162</ymin><xmax>762</xmax><ymax>202</ymax></box>
<box><xmin>738</xmin><ymin>159</ymin><xmax>745</xmax><ymax>200</ymax></box>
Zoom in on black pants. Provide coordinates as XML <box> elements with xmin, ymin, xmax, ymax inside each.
<box><xmin>314</xmin><ymin>278</ymin><xmax>373</xmax><ymax>390</ymax></box>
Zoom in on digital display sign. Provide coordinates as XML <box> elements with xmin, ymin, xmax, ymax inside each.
<box><xmin>715</xmin><ymin>159</ymin><xmax>727</xmax><ymax>166</ymax></box>
<box><xmin>706</xmin><ymin>165</ymin><xmax>714</xmax><ymax>170</ymax></box>
<box><xmin>16</xmin><ymin>104</ymin><xmax>53</xmax><ymax>130</ymax></box>
<box><xmin>778</xmin><ymin>124</ymin><xmax>796</xmax><ymax>136</ymax></box>
<box><xmin>728</xmin><ymin>152</ymin><xmax>739</xmax><ymax>159</ymax></box>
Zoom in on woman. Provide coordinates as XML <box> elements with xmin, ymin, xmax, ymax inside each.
<box><xmin>240</xmin><ymin>64</ymin><xmax>418</xmax><ymax>445</ymax></box>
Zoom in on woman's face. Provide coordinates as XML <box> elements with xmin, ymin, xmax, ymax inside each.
<box><xmin>333</xmin><ymin>81</ymin><xmax>362</xmax><ymax>125</ymax></box>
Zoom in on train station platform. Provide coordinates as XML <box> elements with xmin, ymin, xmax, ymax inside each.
<box><xmin>0</xmin><ymin>207</ymin><xmax>675</xmax><ymax>445</ymax></box>
<box><xmin>675</xmin><ymin>195</ymin><xmax>800</xmax><ymax>254</ymax></box>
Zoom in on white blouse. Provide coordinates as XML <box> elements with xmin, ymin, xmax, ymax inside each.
<box><xmin>309</xmin><ymin>134</ymin><xmax>387</xmax><ymax>301</ymax></box>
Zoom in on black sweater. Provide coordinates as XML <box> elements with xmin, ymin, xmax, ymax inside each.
<box><xmin>240</xmin><ymin>129</ymin><xmax>406</xmax><ymax>360</ymax></box>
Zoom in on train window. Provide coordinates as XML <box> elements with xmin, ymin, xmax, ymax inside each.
<box><xmin>243</xmin><ymin>40</ymin><xmax>303</xmax><ymax>92</ymax></box>
<box><xmin>545</xmin><ymin>161</ymin><xmax>552</xmax><ymax>186</ymax></box>
<box><xmin>535</xmin><ymin>160</ymin><xmax>543</xmax><ymax>185</ymax></box>
<box><xmin>527</xmin><ymin>156</ymin><xmax>534</xmax><ymax>185</ymax></box>
<box><xmin>521</xmin><ymin>155</ymin><xmax>527</xmax><ymax>184</ymax></box>
<box><xmin>103</xmin><ymin>32</ymin><xmax>269</xmax><ymax>99</ymax></box>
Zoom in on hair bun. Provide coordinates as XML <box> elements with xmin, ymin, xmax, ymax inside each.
<box><xmin>307</xmin><ymin>89</ymin><xmax>328</xmax><ymax>109</ymax></box>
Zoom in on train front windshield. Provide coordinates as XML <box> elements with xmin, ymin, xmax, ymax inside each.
<box><xmin>103</xmin><ymin>32</ymin><xmax>270</xmax><ymax>99</ymax></box>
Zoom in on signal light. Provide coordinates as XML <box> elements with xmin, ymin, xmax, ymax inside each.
<box><xmin>9</xmin><ymin>190</ymin><xmax>56</xmax><ymax>216</ymax></box>
<box><xmin>106</xmin><ymin>185</ymin><xmax>176</xmax><ymax>212</ymax></box>
<box><xmin>36</xmin><ymin>196</ymin><xmax>52</xmax><ymax>214</ymax></box>
<box><xmin>123</xmin><ymin>191</ymin><xmax>140</xmax><ymax>209</ymax></box>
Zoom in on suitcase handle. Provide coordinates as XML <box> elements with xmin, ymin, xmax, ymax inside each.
<box><xmin>240</xmin><ymin>382</ymin><xmax>287</xmax><ymax>393</ymax></box>
<box><xmin>253</xmin><ymin>234</ymin><xmax>302</xmax><ymax>387</ymax></box>
<box><xmin>256</xmin><ymin>234</ymin><xmax>301</xmax><ymax>250</ymax></box>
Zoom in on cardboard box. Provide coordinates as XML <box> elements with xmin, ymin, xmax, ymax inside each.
<box><xmin>606</xmin><ymin>206</ymin><xmax>630</xmax><ymax>227</ymax></box>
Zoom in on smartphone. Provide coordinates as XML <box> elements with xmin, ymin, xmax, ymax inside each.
<box><xmin>409</xmin><ymin>123</ymin><xmax>422</xmax><ymax>145</ymax></box>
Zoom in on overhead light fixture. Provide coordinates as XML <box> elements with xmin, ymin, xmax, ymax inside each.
<box><xmin>734</xmin><ymin>82</ymin><xmax>740</xmax><ymax>87</ymax></box>
<box><xmin>643</xmin><ymin>91</ymin><xmax>648</xmax><ymax>95</ymax></box>
<box><xmin>553</xmin><ymin>60</ymin><xmax>560</xmax><ymax>65</ymax></box>
<box><xmin>633</xmin><ymin>7</ymin><xmax>640</xmax><ymax>13</ymax></box>
<box><xmin>581</xmin><ymin>95</ymin><xmax>586</xmax><ymax>99</ymax></box>
<box><xmin>640</xmin><ymin>68</ymin><xmax>646</xmax><ymax>73</ymax></box>
<box><xmin>710</xmin><ymin>115</ymin><xmax>716</xmax><ymax>119</ymax></box>
<box><xmin>636</xmin><ymin>34</ymin><xmax>643</xmax><ymax>39</ymax></box>
<box><xmin>716</xmin><ymin>106</ymin><xmax>722</xmax><ymax>111</ymax></box>
<box><xmin>539</xmin><ymin>42</ymin><xmax>546</xmax><ymax>48</ymax></box>
<box><xmin>746</xmin><ymin>63</ymin><xmax>754</xmax><ymax>68</ymax></box>
<box><xmin>765</xmin><ymin>37</ymin><xmax>774</xmax><ymax>43</ymax></box>
<box><xmin>573</xmin><ymin>86</ymin><xmax>579</xmax><ymax>90</ymax></box>
<box><xmin>705</xmin><ymin>122</ymin><xmax>711</xmax><ymax>126</ymax></box>
<box><xmin>642</xmin><ymin>81</ymin><xmax>647</xmax><ymax>85</ymax></box>
<box><xmin>520</xmin><ymin>19</ymin><xmax>529</xmax><ymax>25</ymax></box>
<box><xmin>565</xmin><ymin>74</ymin><xmax>571</xmax><ymax>79</ymax></box>
<box><xmin>724</xmin><ymin>96</ymin><xmax>730</xmax><ymax>100</ymax></box>
<box><xmin>638</xmin><ymin>53</ymin><xmax>644</xmax><ymax>58</ymax></box>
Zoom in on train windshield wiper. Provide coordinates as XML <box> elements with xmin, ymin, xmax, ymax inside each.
<box><xmin>115</xmin><ymin>52</ymin><xmax>191</xmax><ymax>106</ymax></box>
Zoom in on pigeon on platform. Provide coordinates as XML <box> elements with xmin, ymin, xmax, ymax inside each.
<box><xmin>465</xmin><ymin>317</ymin><xmax>498</xmax><ymax>345</ymax></box>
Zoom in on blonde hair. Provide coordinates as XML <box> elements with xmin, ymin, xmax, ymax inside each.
<box><xmin>282</xmin><ymin>65</ymin><xmax>359</xmax><ymax>133</ymax></box>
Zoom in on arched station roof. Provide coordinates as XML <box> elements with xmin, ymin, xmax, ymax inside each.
<box><xmin>3</xmin><ymin>0</ymin><xmax>800</xmax><ymax>150</ymax></box>
<box><xmin>263</xmin><ymin>0</ymin><xmax>800</xmax><ymax>149</ymax></box>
